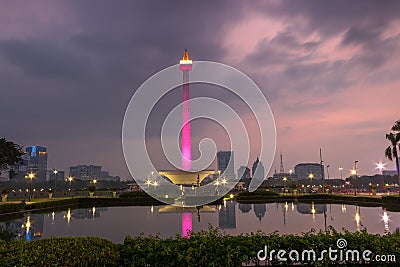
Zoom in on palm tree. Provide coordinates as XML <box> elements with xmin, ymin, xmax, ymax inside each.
<box><xmin>392</xmin><ymin>120</ymin><xmax>400</xmax><ymax>131</ymax></box>
<box><xmin>385</xmin><ymin>120</ymin><xmax>400</xmax><ymax>193</ymax></box>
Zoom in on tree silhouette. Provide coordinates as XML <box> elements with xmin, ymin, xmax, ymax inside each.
<box><xmin>0</xmin><ymin>138</ymin><xmax>23</xmax><ymax>177</ymax></box>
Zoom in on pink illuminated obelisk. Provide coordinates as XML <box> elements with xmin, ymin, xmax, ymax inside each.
<box><xmin>179</xmin><ymin>49</ymin><xmax>193</xmax><ymax>171</ymax></box>
<box><xmin>180</xmin><ymin>50</ymin><xmax>193</xmax><ymax>238</ymax></box>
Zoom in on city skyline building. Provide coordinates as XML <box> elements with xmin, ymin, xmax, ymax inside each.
<box><xmin>47</xmin><ymin>170</ymin><xmax>65</xmax><ymax>181</ymax></box>
<box><xmin>69</xmin><ymin>165</ymin><xmax>101</xmax><ymax>181</ymax></box>
<box><xmin>237</xmin><ymin>165</ymin><xmax>251</xmax><ymax>180</ymax></box>
<box><xmin>295</xmin><ymin>163</ymin><xmax>324</xmax><ymax>181</ymax></box>
<box><xmin>252</xmin><ymin>158</ymin><xmax>265</xmax><ymax>180</ymax></box>
<box><xmin>25</xmin><ymin>146</ymin><xmax>48</xmax><ymax>181</ymax></box>
<box><xmin>217</xmin><ymin>151</ymin><xmax>235</xmax><ymax>179</ymax></box>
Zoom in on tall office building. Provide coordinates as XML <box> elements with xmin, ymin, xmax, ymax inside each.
<box><xmin>47</xmin><ymin>170</ymin><xmax>65</xmax><ymax>181</ymax></box>
<box><xmin>237</xmin><ymin>166</ymin><xmax>251</xmax><ymax>180</ymax></box>
<box><xmin>25</xmin><ymin>146</ymin><xmax>48</xmax><ymax>181</ymax></box>
<box><xmin>294</xmin><ymin>163</ymin><xmax>324</xmax><ymax>181</ymax></box>
<box><xmin>69</xmin><ymin>165</ymin><xmax>101</xmax><ymax>181</ymax></box>
<box><xmin>252</xmin><ymin>158</ymin><xmax>265</xmax><ymax>180</ymax></box>
<box><xmin>217</xmin><ymin>151</ymin><xmax>235</xmax><ymax>179</ymax></box>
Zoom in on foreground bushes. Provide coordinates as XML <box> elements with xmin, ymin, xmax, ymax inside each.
<box><xmin>0</xmin><ymin>227</ymin><xmax>399</xmax><ymax>266</ymax></box>
<box><xmin>0</xmin><ymin>237</ymin><xmax>120</xmax><ymax>266</ymax></box>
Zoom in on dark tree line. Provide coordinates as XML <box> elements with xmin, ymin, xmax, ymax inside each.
<box><xmin>0</xmin><ymin>138</ymin><xmax>23</xmax><ymax>178</ymax></box>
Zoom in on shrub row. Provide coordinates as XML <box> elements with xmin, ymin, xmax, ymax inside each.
<box><xmin>0</xmin><ymin>227</ymin><xmax>399</xmax><ymax>266</ymax></box>
<box><xmin>0</xmin><ymin>237</ymin><xmax>120</xmax><ymax>266</ymax></box>
<box><xmin>0</xmin><ymin>197</ymin><xmax>163</xmax><ymax>216</ymax></box>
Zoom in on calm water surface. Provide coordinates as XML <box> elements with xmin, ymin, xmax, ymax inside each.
<box><xmin>2</xmin><ymin>201</ymin><xmax>399</xmax><ymax>243</ymax></box>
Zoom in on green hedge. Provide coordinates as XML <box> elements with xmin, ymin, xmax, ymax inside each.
<box><xmin>0</xmin><ymin>203</ymin><xmax>25</xmax><ymax>214</ymax></box>
<box><xmin>119</xmin><ymin>191</ymin><xmax>151</xmax><ymax>198</ymax></box>
<box><xmin>0</xmin><ymin>227</ymin><xmax>399</xmax><ymax>266</ymax></box>
<box><xmin>0</xmin><ymin>237</ymin><xmax>120</xmax><ymax>266</ymax></box>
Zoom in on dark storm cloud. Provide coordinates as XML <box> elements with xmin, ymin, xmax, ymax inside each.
<box><xmin>0</xmin><ymin>1</ymin><xmax>247</xmax><ymax>175</ymax></box>
<box><xmin>256</xmin><ymin>0</ymin><xmax>400</xmax><ymax>37</ymax></box>
<box><xmin>1</xmin><ymin>0</ymin><xmax>400</xmax><ymax>177</ymax></box>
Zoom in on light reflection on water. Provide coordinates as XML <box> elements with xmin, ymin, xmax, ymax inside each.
<box><xmin>1</xmin><ymin>202</ymin><xmax>399</xmax><ymax>243</ymax></box>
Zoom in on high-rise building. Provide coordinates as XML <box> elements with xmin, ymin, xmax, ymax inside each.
<box><xmin>100</xmin><ymin>171</ymin><xmax>120</xmax><ymax>181</ymax></box>
<box><xmin>252</xmin><ymin>158</ymin><xmax>265</xmax><ymax>180</ymax></box>
<box><xmin>217</xmin><ymin>151</ymin><xmax>235</xmax><ymax>179</ymax></box>
<box><xmin>47</xmin><ymin>170</ymin><xmax>65</xmax><ymax>181</ymax></box>
<box><xmin>69</xmin><ymin>165</ymin><xmax>101</xmax><ymax>181</ymax></box>
<box><xmin>25</xmin><ymin>146</ymin><xmax>48</xmax><ymax>181</ymax></box>
<box><xmin>294</xmin><ymin>163</ymin><xmax>324</xmax><ymax>181</ymax></box>
<box><xmin>237</xmin><ymin>166</ymin><xmax>251</xmax><ymax>180</ymax></box>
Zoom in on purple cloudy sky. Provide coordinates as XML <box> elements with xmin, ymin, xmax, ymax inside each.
<box><xmin>1</xmin><ymin>1</ymin><xmax>400</xmax><ymax>179</ymax></box>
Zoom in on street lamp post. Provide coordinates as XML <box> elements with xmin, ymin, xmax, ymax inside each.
<box><xmin>53</xmin><ymin>169</ymin><xmax>58</xmax><ymax>193</ymax></box>
<box><xmin>376</xmin><ymin>162</ymin><xmax>386</xmax><ymax>192</ymax></box>
<box><xmin>67</xmin><ymin>176</ymin><xmax>73</xmax><ymax>197</ymax></box>
<box><xmin>352</xmin><ymin>161</ymin><xmax>358</xmax><ymax>196</ymax></box>
<box><xmin>308</xmin><ymin>173</ymin><xmax>314</xmax><ymax>193</ymax></box>
<box><xmin>339</xmin><ymin>167</ymin><xmax>344</xmax><ymax>180</ymax></box>
<box><xmin>282</xmin><ymin>176</ymin><xmax>287</xmax><ymax>194</ymax></box>
<box><xmin>26</xmin><ymin>173</ymin><xmax>35</xmax><ymax>200</ymax></box>
<box><xmin>326</xmin><ymin>165</ymin><xmax>330</xmax><ymax>193</ymax></box>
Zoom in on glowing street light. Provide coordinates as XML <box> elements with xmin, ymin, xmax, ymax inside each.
<box><xmin>53</xmin><ymin>169</ymin><xmax>58</xmax><ymax>192</ymax></box>
<box><xmin>282</xmin><ymin>176</ymin><xmax>287</xmax><ymax>193</ymax></box>
<box><xmin>376</xmin><ymin>162</ymin><xmax>386</xmax><ymax>191</ymax></box>
<box><xmin>308</xmin><ymin>173</ymin><xmax>314</xmax><ymax>191</ymax></box>
<box><xmin>26</xmin><ymin>173</ymin><xmax>35</xmax><ymax>200</ymax></box>
<box><xmin>145</xmin><ymin>179</ymin><xmax>151</xmax><ymax>187</ymax></box>
<box><xmin>67</xmin><ymin>176</ymin><xmax>74</xmax><ymax>197</ymax></box>
<box><xmin>221</xmin><ymin>178</ymin><xmax>227</xmax><ymax>186</ymax></box>
<box><xmin>351</xmin><ymin>161</ymin><xmax>358</xmax><ymax>196</ymax></box>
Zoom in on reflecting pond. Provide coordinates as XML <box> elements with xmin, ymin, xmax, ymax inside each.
<box><xmin>1</xmin><ymin>201</ymin><xmax>399</xmax><ymax>243</ymax></box>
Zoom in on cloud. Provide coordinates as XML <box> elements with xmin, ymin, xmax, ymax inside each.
<box><xmin>1</xmin><ymin>1</ymin><xmax>400</xmax><ymax>178</ymax></box>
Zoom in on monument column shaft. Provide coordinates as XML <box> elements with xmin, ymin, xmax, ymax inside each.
<box><xmin>182</xmin><ymin>69</ymin><xmax>191</xmax><ymax>171</ymax></box>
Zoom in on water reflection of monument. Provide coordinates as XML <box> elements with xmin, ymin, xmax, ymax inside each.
<box><xmin>297</xmin><ymin>203</ymin><xmax>327</xmax><ymax>215</ymax></box>
<box><xmin>0</xmin><ymin>213</ymin><xmax>44</xmax><ymax>241</ymax></box>
<box><xmin>158</xmin><ymin>205</ymin><xmax>216</xmax><ymax>237</ymax></box>
<box><xmin>219</xmin><ymin>201</ymin><xmax>236</xmax><ymax>229</ymax></box>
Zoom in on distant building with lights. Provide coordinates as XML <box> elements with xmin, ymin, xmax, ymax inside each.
<box><xmin>252</xmin><ymin>158</ymin><xmax>265</xmax><ymax>180</ymax></box>
<box><xmin>237</xmin><ymin>166</ymin><xmax>251</xmax><ymax>179</ymax></box>
<box><xmin>217</xmin><ymin>151</ymin><xmax>235</xmax><ymax>179</ymax></box>
<box><xmin>100</xmin><ymin>171</ymin><xmax>120</xmax><ymax>181</ymax></box>
<box><xmin>47</xmin><ymin>170</ymin><xmax>65</xmax><ymax>181</ymax></box>
<box><xmin>69</xmin><ymin>165</ymin><xmax>101</xmax><ymax>181</ymax></box>
<box><xmin>295</xmin><ymin>163</ymin><xmax>324</xmax><ymax>181</ymax></box>
<box><xmin>25</xmin><ymin>146</ymin><xmax>48</xmax><ymax>181</ymax></box>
